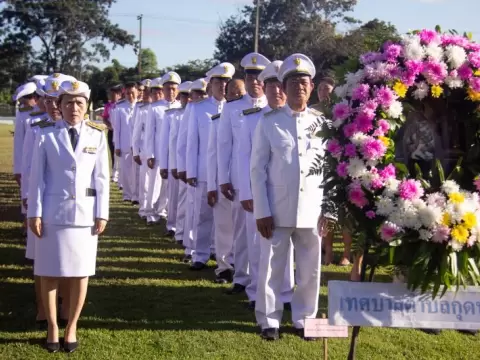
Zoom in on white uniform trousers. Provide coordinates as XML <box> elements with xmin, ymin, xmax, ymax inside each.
<box><xmin>232</xmin><ymin>192</ymin><xmax>249</xmax><ymax>286</ymax></box>
<box><xmin>183</xmin><ymin>185</ymin><xmax>195</xmax><ymax>256</ymax></box>
<box><xmin>132</xmin><ymin>161</ymin><xmax>140</xmax><ymax>202</ymax></box>
<box><xmin>245</xmin><ymin>212</ymin><xmax>295</xmax><ymax>302</ymax></box>
<box><xmin>154</xmin><ymin>176</ymin><xmax>168</xmax><ymax>217</ymax></box>
<box><xmin>175</xmin><ymin>181</ymin><xmax>187</xmax><ymax>242</ymax></box>
<box><xmin>213</xmin><ymin>195</ymin><xmax>234</xmax><ymax>276</ymax></box>
<box><xmin>146</xmin><ymin>166</ymin><xmax>162</xmax><ymax>223</ymax></box>
<box><xmin>138</xmin><ymin>158</ymin><xmax>149</xmax><ymax>217</ymax></box>
<box><xmin>192</xmin><ymin>182</ymin><xmax>213</xmax><ymax>264</ymax></box>
<box><xmin>255</xmin><ymin>227</ymin><xmax>321</xmax><ymax>330</ymax></box>
<box><xmin>119</xmin><ymin>151</ymin><xmax>134</xmax><ymax>201</ymax></box>
<box><xmin>113</xmin><ymin>154</ymin><xmax>120</xmax><ymax>183</ymax></box>
<box><xmin>166</xmin><ymin>177</ymin><xmax>179</xmax><ymax>232</ymax></box>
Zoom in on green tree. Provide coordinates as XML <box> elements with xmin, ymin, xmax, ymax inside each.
<box><xmin>163</xmin><ymin>59</ymin><xmax>219</xmax><ymax>82</ymax></box>
<box><xmin>137</xmin><ymin>48</ymin><xmax>159</xmax><ymax>77</ymax></box>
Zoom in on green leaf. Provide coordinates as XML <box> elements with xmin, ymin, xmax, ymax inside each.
<box><xmin>394</xmin><ymin>162</ymin><xmax>408</xmax><ymax>176</ymax></box>
<box><xmin>435</xmin><ymin>25</ymin><xmax>442</xmax><ymax>33</ymax></box>
<box><xmin>414</xmin><ymin>163</ymin><xmax>423</xmax><ymax>179</ymax></box>
<box><xmin>435</xmin><ymin>159</ymin><xmax>445</xmax><ymax>183</ymax></box>
<box><xmin>468</xmin><ymin>32</ymin><xmax>473</xmax><ymax>40</ymax></box>
<box><xmin>468</xmin><ymin>258</ymin><xmax>480</xmax><ymax>276</ymax></box>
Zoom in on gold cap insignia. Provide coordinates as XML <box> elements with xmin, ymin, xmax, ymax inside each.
<box><xmin>72</xmin><ymin>81</ymin><xmax>80</xmax><ymax>91</ymax></box>
<box><xmin>169</xmin><ymin>73</ymin><xmax>175</xmax><ymax>81</ymax></box>
<box><xmin>53</xmin><ymin>73</ymin><xmax>60</xmax><ymax>78</ymax></box>
<box><xmin>223</xmin><ymin>65</ymin><xmax>229</xmax><ymax>74</ymax></box>
<box><xmin>294</xmin><ymin>58</ymin><xmax>301</xmax><ymax>66</ymax></box>
<box><xmin>51</xmin><ymin>80</ymin><xmax>59</xmax><ymax>91</ymax></box>
<box><xmin>252</xmin><ymin>56</ymin><xmax>257</xmax><ymax>64</ymax></box>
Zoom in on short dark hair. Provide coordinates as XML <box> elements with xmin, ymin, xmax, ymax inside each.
<box><xmin>124</xmin><ymin>82</ymin><xmax>137</xmax><ymax>89</ymax></box>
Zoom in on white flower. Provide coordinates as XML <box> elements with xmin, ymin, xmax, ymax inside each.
<box><xmin>347</xmin><ymin>157</ymin><xmax>367</xmax><ymax>178</ymax></box>
<box><xmin>383</xmin><ymin>178</ymin><xmax>400</xmax><ymax>198</ymax></box>
<box><xmin>426</xmin><ymin>192</ymin><xmax>446</xmax><ymax>207</ymax></box>
<box><xmin>445</xmin><ymin>74</ymin><xmax>463</xmax><ymax>89</ymax></box>
<box><xmin>404</xmin><ymin>41</ymin><xmax>425</xmax><ymax>61</ymax></box>
<box><xmin>419</xmin><ymin>229</ymin><xmax>433</xmax><ymax>241</ymax></box>
<box><xmin>386</xmin><ymin>100</ymin><xmax>403</xmax><ymax>119</ymax></box>
<box><xmin>418</xmin><ymin>205</ymin><xmax>442</xmax><ymax>228</ymax></box>
<box><xmin>442</xmin><ymin>180</ymin><xmax>460</xmax><ymax>194</ymax></box>
<box><xmin>350</xmin><ymin>132</ymin><xmax>369</xmax><ymax>146</ymax></box>
<box><xmin>412</xmin><ymin>199</ymin><xmax>427</xmax><ymax>209</ymax></box>
<box><xmin>365</xmin><ymin>159</ymin><xmax>379</xmax><ymax>168</ymax></box>
<box><xmin>334</xmin><ymin>84</ymin><xmax>348</xmax><ymax>99</ymax></box>
<box><xmin>413</xmin><ymin>81</ymin><xmax>429</xmax><ymax>100</ymax></box>
<box><xmin>376</xmin><ymin>197</ymin><xmax>395</xmax><ymax>216</ymax></box>
<box><xmin>425</xmin><ymin>44</ymin><xmax>444</xmax><ymax>62</ymax></box>
<box><xmin>403</xmin><ymin>207</ymin><xmax>422</xmax><ymax>230</ymax></box>
<box><xmin>449</xmin><ymin>240</ymin><xmax>464</xmax><ymax>252</ymax></box>
<box><xmin>445</xmin><ymin>45</ymin><xmax>467</xmax><ymax>69</ymax></box>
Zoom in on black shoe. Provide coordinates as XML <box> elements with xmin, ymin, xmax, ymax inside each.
<box><xmin>458</xmin><ymin>329</ymin><xmax>478</xmax><ymax>335</ymax></box>
<box><xmin>45</xmin><ymin>341</ymin><xmax>60</xmax><ymax>353</ymax></box>
<box><xmin>294</xmin><ymin>327</ymin><xmax>317</xmax><ymax>341</ymax></box>
<box><xmin>131</xmin><ymin>201</ymin><xmax>139</xmax><ymax>206</ymax></box>
<box><xmin>64</xmin><ymin>341</ymin><xmax>78</xmax><ymax>353</ymax></box>
<box><xmin>225</xmin><ymin>283</ymin><xmax>246</xmax><ymax>295</ymax></box>
<box><xmin>189</xmin><ymin>261</ymin><xmax>206</xmax><ymax>271</ymax></box>
<box><xmin>163</xmin><ymin>230</ymin><xmax>175</xmax><ymax>238</ymax></box>
<box><xmin>182</xmin><ymin>255</ymin><xmax>192</xmax><ymax>263</ymax></box>
<box><xmin>283</xmin><ymin>302</ymin><xmax>292</xmax><ymax>311</ymax></box>
<box><xmin>209</xmin><ymin>253</ymin><xmax>216</xmax><ymax>261</ymax></box>
<box><xmin>176</xmin><ymin>240</ymin><xmax>183</xmax><ymax>246</ymax></box>
<box><xmin>419</xmin><ymin>328</ymin><xmax>441</xmax><ymax>335</ymax></box>
<box><xmin>246</xmin><ymin>301</ymin><xmax>256</xmax><ymax>311</ymax></box>
<box><xmin>214</xmin><ymin>269</ymin><xmax>233</xmax><ymax>284</ymax></box>
<box><xmin>260</xmin><ymin>328</ymin><xmax>279</xmax><ymax>341</ymax></box>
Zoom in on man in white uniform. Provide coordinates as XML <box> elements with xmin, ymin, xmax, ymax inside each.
<box><xmin>217</xmin><ymin>52</ymin><xmax>269</xmax><ymax>294</ymax></box>
<box><xmin>205</xmin><ymin>63</ymin><xmax>236</xmax><ymax>283</ymax></box>
<box><xmin>187</xmin><ymin>70</ymin><xmax>231</xmax><ymax>270</ymax></box>
<box><xmin>132</xmin><ymin>79</ymin><xmax>152</xmax><ymax>218</ymax></box>
<box><xmin>145</xmin><ymin>72</ymin><xmax>181</xmax><ymax>224</ymax></box>
<box><xmin>251</xmin><ymin>54</ymin><xmax>325</xmax><ymax>341</ymax></box>
<box><xmin>113</xmin><ymin>82</ymin><xmax>138</xmax><ymax>203</ymax></box>
<box><xmin>177</xmin><ymin>79</ymin><xmax>208</xmax><ymax>262</ymax></box>
<box><xmin>238</xmin><ymin>61</ymin><xmax>294</xmax><ymax>310</ymax></box>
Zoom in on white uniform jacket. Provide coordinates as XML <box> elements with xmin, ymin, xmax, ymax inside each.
<box><xmin>217</xmin><ymin>94</ymin><xmax>267</xmax><ymax>189</ymax></box>
<box><xmin>167</xmin><ymin>107</ymin><xmax>186</xmax><ymax>171</ymax></box>
<box><xmin>113</xmin><ymin>100</ymin><xmax>136</xmax><ymax>152</ymax></box>
<box><xmin>27</xmin><ymin>120</ymin><xmax>110</xmax><ymax>226</ymax></box>
<box><xmin>132</xmin><ymin>102</ymin><xmax>151</xmax><ymax>157</ymax></box>
<box><xmin>187</xmin><ymin>97</ymin><xmax>225</xmax><ymax>182</ymax></box>
<box><xmin>176</xmin><ymin>102</ymin><xmax>195</xmax><ymax>173</ymax></box>
<box><xmin>13</xmin><ymin>106</ymin><xmax>40</xmax><ymax>174</ymax></box>
<box><xmin>250</xmin><ymin>105</ymin><xmax>325</xmax><ymax>228</ymax></box>
<box><xmin>238</xmin><ymin>105</ymin><xmax>271</xmax><ymax>202</ymax></box>
<box><xmin>207</xmin><ymin>113</ymin><xmax>220</xmax><ymax>192</ymax></box>
<box><xmin>158</xmin><ymin>107</ymin><xmax>180</xmax><ymax>170</ymax></box>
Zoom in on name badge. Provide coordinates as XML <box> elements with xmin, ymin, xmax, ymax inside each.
<box><xmin>83</xmin><ymin>147</ymin><xmax>97</xmax><ymax>154</ymax></box>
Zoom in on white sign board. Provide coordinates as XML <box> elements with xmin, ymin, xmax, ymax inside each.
<box><xmin>328</xmin><ymin>281</ymin><xmax>480</xmax><ymax>330</ymax></box>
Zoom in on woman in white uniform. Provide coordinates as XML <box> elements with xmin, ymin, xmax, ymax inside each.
<box><xmin>27</xmin><ymin>80</ymin><xmax>110</xmax><ymax>353</ymax></box>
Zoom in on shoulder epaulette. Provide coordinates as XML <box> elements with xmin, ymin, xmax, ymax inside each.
<box><xmin>30</xmin><ymin>111</ymin><xmax>46</xmax><ymax>116</ymax></box>
<box><xmin>242</xmin><ymin>107</ymin><xmax>262</xmax><ymax>116</ymax></box>
<box><xmin>38</xmin><ymin>121</ymin><xmax>56</xmax><ymax>129</ymax></box>
<box><xmin>309</xmin><ymin>108</ymin><xmax>323</xmax><ymax>117</ymax></box>
<box><xmin>19</xmin><ymin>106</ymin><xmax>33</xmax><ymax>112</ymax></box>
<box><xmin>227</xmin><ymin>95</ymin><xmax>243</xmax><ymax>103</ymax></box>
<box><xmin>211</xmin><ymin>114</ymin><xmax>221</xmax><ymax>120</ymax></box>
<box><xmin>31</xmin><ymin>117</ymin><xmax>49</xmax><ymax>127</ymax></box>
<box><xmin>264</xmin><ymin>108</ymin><xmax>280</xmax><ymax>117</ymax></box>
<box><xmin>86</xmin><ymin>121</ymin><xmax>106</xmax><ymax>131</ymax></box>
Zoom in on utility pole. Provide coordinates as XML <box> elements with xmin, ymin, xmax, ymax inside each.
<box><xmin>254</xmin><ymin>0</ymin><xmax>260</xmax><ymax>52</ymax></box>
<box><xmin>137</xmin><ymin>14</ymin><xmax>143</xmax><ymax>78</ymax></box>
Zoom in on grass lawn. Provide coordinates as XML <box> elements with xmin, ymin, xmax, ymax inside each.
<box><xmin>0</xmin><ymin>123</ymin><xmax>479</xmax><ymax>359</ymax></box>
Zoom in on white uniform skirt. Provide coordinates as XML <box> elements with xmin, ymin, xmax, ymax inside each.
<box><xmin>34</xmin><ymin>224</ymin><xmax>98</xmax><ymax>277</ymax></box>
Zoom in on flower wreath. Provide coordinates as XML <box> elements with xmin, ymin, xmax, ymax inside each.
<box><xmin>324</xmin><ymin>28</ymin><xmax>480</xmax><ymax>297</ymax></box>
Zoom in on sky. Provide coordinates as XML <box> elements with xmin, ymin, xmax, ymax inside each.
<box><xmin>102</xmin><ymin>0</ymin><xmax>480</xmax><ymax>69</ymax></box>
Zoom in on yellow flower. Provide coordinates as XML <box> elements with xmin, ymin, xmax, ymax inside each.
<box><xmin>378</xmin><ymin>136</ymin><xmax>390</xmax><ymax>147</ymax></box>
<box><xmin>393</xmin><ymin>81</ymin><xmax>408</xmax><ymax>98</ymax></box>
<box><xmin>451</xmin><ymin>224</ymin><xmax>469</xmax><ymax>243</ymax></box>
<box><xmin>449</xmin><ymin>192</ymin><xmax>465</xmax><ymax>204</ymax></box>
<box><xmin>463</xmin><ymin>212</ymin><xmax>477</xmax><ymax>229</ymax></box>
<box><xmin>475</xmin><ymin>69</ymin><xmax>480</xmax><ymax>76</ymax></box>
<box><xmin>431</xmin><ymin>85</ymin><xmax>443</xmax><ymax>98</ymax></box>
<box><xmin>467</xmin><ymin>87</ymin><xmax>480</xmax><ymax>101</ymax></box>
<box><xmin>441</xmin><ymin>212</ymin><xmax>451</xmax><ymax>226</ymax></box>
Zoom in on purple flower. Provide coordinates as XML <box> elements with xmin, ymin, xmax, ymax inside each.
<box><xmin>360</xmin><ymin>52</ymin><xmax>382</xmax><ymax>65</ymax></box>
<box><xmin>468</xmin><ymin>51</ymin><xmax>480</xmax><ymax>68</ymax></box>
<box><xmin>378</xmin><ymin>119</ymin><xmax>390</xmax><ymax>133</ymax></box>
<box><xmin>419</xmin><ymin>29</ymin><xmax>439</xmax><ymax>45</ymax></box>
<box><xmin>398</xmin><ymin>179</ymin><xmax>424</xmax><ymax>200</ymax></box>
<box><xmin>343</xmin><ymin>123</ymin><xmax>358</xmax><ymax>138</ymax></box>
<box><xmin>380</xmin><ymin>222</ymin><xmax>401</xmax><ymax>242</ymax></box>
<box><xmin>375</xmin><ymin>86</ymin><xmax>396</xmax><ymax>108</ymax></box>
<box><xmin>370</xmin><ymin>177</ymin><xmax>384</xmax><ymax>190</ymax></box>
<box><xmin>351</xmin><ymin>84</ymin><xmax>371</xmax><ymax>102</ymax></box>
<box><xmin>379</xmin><ymin>164</ymin><xmax>396</xmax><ymax>180</ymax></box>
<box><xmin>422</xmin><ymin>60</ymin><xmax>448</xmax><ymax>85</ymax></box>
<box><xmin>348</xmin><ymin>183</ymin><xmax>368</xmax><ymax>209</ymax></box>
<box><xmin>469</xmin><ymin>77</ymin><xmax>480</xmax><ymax>92</ymax></box>
<box><xmin>326</xmin><ymin>138</ymin><xmax>343</xmax><ymax>158</ymax></box>
<box><xmin>401</xmin><ymin>72</ymin><xmax>417</xmax><ymax>87</ymax></box>
<box><xmin>441</xmin><ymin>34</ymin><xmax>468</xmax><ymax>48</ymax></box>
<box><xmin>336</xmin><ymin>162</ymin><xmax>348</xmax><ymax>178</ymax></box>
<box><xmin>354</xmin><ymin>112</ymin><xmax>374</xmax><ymax>133</ymax></box>
<box><xmin>467</xmin><ymin>43</ymin><xmax>480</xmax><ymax>52</ymax></box>
<box><xmin>344</xmin><ymin>143</ymin><xmax>357</xmax><ymax>157</ymax></box>
<box><xmin>332</xmin><ymin>102</ymin><xmax>351</xmax><ymax>121</ymax></box>
<box><xmin>361</xmin><ymin>138</ymin><xmax>387</xmax><ymax>161</ymax></box>
<box><xmin>365</xmin><ymin>210</ymin><xmax>376</xmax><ymax>219</ymax></box>
<box><xmin>384</xmin><ymin>44</ymin><xmax>402</xmax><ymax>62</ymax></box>
<box><xmin>405</xmin><ymin>60</ymin><xmax>424</xmax><ymax>75</ymax></box>
<box><xmin>458</xmin><ymin>64</ymin><xmax>473</xmax><ymax>80</ymax></box>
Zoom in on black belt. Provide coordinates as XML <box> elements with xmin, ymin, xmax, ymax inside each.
<box><xmin>86</xmin><ymin>188</ymin><xmax>97</xmax><ymax>197</ymax></box>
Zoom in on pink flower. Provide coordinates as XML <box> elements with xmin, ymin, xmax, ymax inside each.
<box><xmin>344</xmin><ymin>143</ymin><xmax>357</xmax><ymax>157</ymax></box>
<box><xmin>343</xmin><ymin>123</ymin><xmax>358</xmax><ymax>138</ymax></box>
<box><xmin>336</xmin><ymin>162</ymin><xmax>348</xmax><ymax>178</ymax></box>
<box><xmin>379</xmin><ymin>164</ymin><xmax>396</xmax><ymax>180</ymax></box>
<box><xmin>351</xmin><ymin>84</ymin><xmax>370</xmax><ymax>102</ymax></box>
<box><xmin>326</xmin><ymin>138</ymin><xmax>342</xmax><ymax>158</ymax></box>
<box><xmin>354</xmin><ymin>112</ymin><xmax>374</xmax><ymax>133</ymax></box>
<box><xmin>348</xmin><ymin>183</ymin><xmax>368</xmax><ymax>209</ymax></box>
<box><xmin>468</xmin><ymin>51</ymin><xmax>480</xmax><ymax>68</ymax></box>
<box><xmin>384</xmin><ymin>44</ymin><xmax>402</xmax><ymax>62</ymax></box>
<box><xmin>332</xmin><ymin>102</ymin><xmax>351</xmax><ymax>121</ymax></box>
<box><xmin>470</xmin><ymin>77</ymin><xmax>480</xmax><ymax>92</ymax></box>
<box><xmin>432</xmin><ymin>225</ymin><xmax>450</xmax><ymax>243</ymax></box>
<box><xmin>419</xmin><ymin>29</ymin><xmax>439</xmax><ymax>45</ymax></box>
<box><xmin>426</xmin><ymin>193</ymin><xmax>446</xmax><ymax>207</ymax></box>
<box><xmin>365</xmin><ymin>210</ymin><xmax>376</xmax><ymax>219</ymax></box>
<box><xmin>441</xmin><ymin>34</ymin><xmax>468</xmax><ymax>48</ymax></box>
<box><xmin>361</xmin><ymin>138</ymin><xmax>387</xmax><ymax>161</ymax></box>
<box><xmin>375</xmin><ymin>86</ymin><xmax>396</xmax><ymax>108</ymax></box>
<box><xmin>401</xmin><ymin>72</ymin><xmax>417</xmax><ymax>87</ymax></box>
<box><xmin>380</xmin><ymin>222</ymin><xmax>401</xmax><ymax>242</ymax></box>
<box><xmin>474</xmin><ymin>177</ymin><xmax>480</xmax><ymax>192</ymax></box>
<box><xmin>405</xmin><ymin>60</ymin><xmax>424</xmax><ymax>75</ymax></box>
<box><xmin>458</xmin><ymin>64</ymin><xmax>473</xmax><ymax>80</ymax></box>
<box><xmin>370</xmin><ymin>177</ymin><xmax>384</xmax><ymax>190</ymax></box>
<box><xmin>467</xmin><ymin>43</ymin><xmax>480</xmax><ymax>52</ymax></box>
<box><xmin>422</xmin><ymin>60</ymin><xmax>448</xmax><ymax>85</ymax></box>
<box><xmin>398</xmin><ymin>179</ymin><xmax>424</xmax><ymax>200</ymax></box>
<box><xmin>378</xmin><ymin>119</ymin><xmax>390</xmax><ymax>133</ymax></box>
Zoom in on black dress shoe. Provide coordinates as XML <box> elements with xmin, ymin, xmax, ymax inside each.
<box><xmin>246</xmin><ymin>301</ymin><xmax>256</xmax><ymax>311</ymax></box>
<box><xmin>294</xmin><ymin>327</ymin><xmax>317</xmax><ymax>341</ymax></box>
<box><xmin>162</xmin><ymin>230</ymin><xmax>176</xmax><ymax>238</ymax></box>
<box><xmin>176</xmin><ymin>240</ymin><xmax>183</xmax><ymax>246</ymax></box>
<box><xmin>64</xmin><ymin>341</ymin><xmax>78</xmax><ymax>353</ymax></box>
<box><xmin>260</xmin><ymin>328</ymin><xmax>279</xmax><ymax>341</ymax></box>
<box><xmin>225</xmin><ymin>283</ymin><xmax>246</xmax><ymax>295</ymax></box>
<box><xmin>131</xmin><ymin>201</ymin><xmax>139</xmax><ymax>206</ymax></box>
<box><xmin>283</xmin><ymin>302</ymin><xmax>292</xmax><ymax>311</ymax></box>
<box><xmin>182</xmin><ymin>255</ymin><xmax>192</xmax><ymax>263</ymax></box>
<box><xmin>214</xmin><ymin>269</ymin><xmax>233</xmax><ymax>284</ymax></box>
<box><xmin>45</xmin><ymin>341</ymin><xmax>60</xmax><ymax>353</ymax></box>
<box><xmin>189</xmin><ymin>261</ymin><xmax>206</xmax><ymax>271</ymax></box>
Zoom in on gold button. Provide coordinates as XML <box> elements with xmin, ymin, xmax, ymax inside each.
<box><xmin>71</xmin><ymin>195</ymin><xmax>76</xmax><ymax>199</ymax></box>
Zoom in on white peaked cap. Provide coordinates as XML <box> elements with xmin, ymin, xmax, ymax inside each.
<box><xmin>240</xmin><ymin>52</ymin><xmax>270</xmax><ymax>71</ymax></box>
<box><xmin>29</xmin><ymin>75</ymin><xmax>49</xmax><ymax>82</ymax></box>
<box><xmin>43</xmin><ymin>74</ymin><xmax>77</xmax><ymax>98</ymax></box>
<box><xmin>258</xmin><ymin>60</ymin><xmax>283</xmax><ymax>82</ymax></box>
<box><xmin>35</xmin><ymin>78</ymin><xmax>48</xmax><ymax>97</ymax></box>
<box><xmin>278</xmin><ymin>53</ymin><xmax>316</xmax><ymax>82</ymax></box>
<box><xmin>14</xmin><ymin>82</ymin><xmax>37</xmax><ymax>101</ymax></box>
<box><xmin>150</xmin><ymin>77</ymin><xmax>164</xmax><ymax>89</ymax></box>
<box><xmin>141</xmin><ymin>79</ymin><xmax>152</xmax><ymax>87</ymax></box>
<box><xmin>179</xmin><ymin>81</ymin><xmax>193</xmax><ymax>93</ymax></box>
<box><xmin>206</xmin><ymin>62</ymin><xmax>235</xmax><ymax>79</ymax></box>
<box><xmin>59</xmin><ymin>80</ymin><xmax>91</xmax><ymax>100</ymax></box>
<box><xmin>161</xmin><ymin>71</ymin><xmax>181</xmax><ymax>85</ymax></box>
<box><xmin>190</xmin><ymin>78</ymin><xmax>208</xmax><ymax>92</ymax></box>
